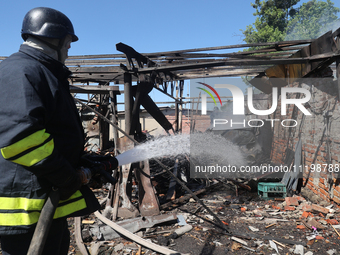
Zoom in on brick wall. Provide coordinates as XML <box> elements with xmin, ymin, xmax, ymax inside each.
<box><xmin>269</xmin><ymin>68</ymin><xmax>340</xmax><ymax>204</ymax></box>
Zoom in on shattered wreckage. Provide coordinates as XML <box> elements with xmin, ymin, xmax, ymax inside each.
<box><xmin>2</xmin><ymin>28</ymin><xmax>340</xmax><ymax>254</ymax></box>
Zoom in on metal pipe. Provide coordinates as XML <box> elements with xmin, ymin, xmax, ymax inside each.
<box><xmin>124</xmin><ymin>72</ymin><xmax>133</xmax><ymax>135</ymax></box>
<box><xmin>178</xmin><ymin>80</ymin><xmax>184</xmax><ymax>132</ymax></box>
<box><xmin>110</xmin><ymin>91</ymin><xmax>118</xmax><ymax>154</ymax></box>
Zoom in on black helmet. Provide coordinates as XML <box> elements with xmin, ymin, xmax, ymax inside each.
<box><xmin>21</xmin><ymin>7</ymin><xmax>78</xmax><ymax>42</ymax></box>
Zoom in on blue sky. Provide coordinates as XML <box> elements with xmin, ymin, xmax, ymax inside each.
<box><xmin>1</xmin><ymin>0</ymin><xmax>339</xmax><ymax>110</ymax></box>
<box><xmin>0</xmin><ymin>0</ymin><xmax>259</xmax><ymax>56</ymax></box>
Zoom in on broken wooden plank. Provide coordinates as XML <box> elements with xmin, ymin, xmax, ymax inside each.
<box><xmin>160</xmin><ymin>182</ymin><xmax>220</xmax><ymax>209</ymax></box>
<box><xmin>231</xmin><ymin>236</ymin><xmax>248</xmax><ymax>246</ymax></box>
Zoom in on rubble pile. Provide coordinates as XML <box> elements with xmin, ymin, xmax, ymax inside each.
<box><xmin>67</xmin><ymin>181</ymin><xmax>340</xmax><ymax>255</ymax></box>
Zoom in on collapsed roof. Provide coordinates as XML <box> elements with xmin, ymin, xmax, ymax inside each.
<box><xmin>64</xmin><ymin>28</ymin><xmax>340</xmax><ymax>95</ymax></box>
<box><xmin>1</xmin><ymin>28</ymin><xmax>339</xmax><ymax>96</ymax></box>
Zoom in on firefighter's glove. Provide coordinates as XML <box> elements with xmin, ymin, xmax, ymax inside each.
<box><xmin>80</xmin><ymin>153</ymin><xmax>118</xmax><ymax>174</ymax></box>
<box><xmin>80</xmin><ymin>154</ymin><xmax>119</xmax><ymax>185</ymax></box>
<box><xmin>80</xmin><ymin>156</ymin><xmax>102</xmax><ymax>179</ymax></box>
<box><xmin>77</xmin><ymin>167</ymin><xmax>92</xmax><ymax>185</ymax></box>
<box><xmin>59</xmin><ymin>172</ymin><xmax>82</xmax><ymax>200</ymax></box>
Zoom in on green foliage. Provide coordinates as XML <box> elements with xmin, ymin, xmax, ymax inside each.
<box><xmin>286</xmin><ymin>0</ymin><xmax>340</xmax><ymax>40</ymax></box>
<box><xmin>240</xmin><ymin>0</ymin><xmax>339</xmax><ymax>89</ymax></box>
<box><xmin>240</xmin><ymin>1</ymin><xmax>300</xmax><ymax>86</ymax></box>
<box><xmin>242</xmin><ymin>0</ymin><xmax>299</xmax><ymax>44</ymax></box>
<box><xmin>242</xmin><ymin>0</ymin><xmax>340</xmax><ymax>43</ymax></box>
<box><xmin>243</xmin><ymin>22</ymin><xmax>286</xmax><ymax>43</ymax></box>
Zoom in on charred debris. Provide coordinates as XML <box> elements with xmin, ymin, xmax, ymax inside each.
<box><xmin>2</xmin><ymin>28</ymin><xmax>340</xmax><ymax>254</ymax></box>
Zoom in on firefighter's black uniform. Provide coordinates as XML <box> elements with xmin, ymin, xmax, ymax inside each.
<box><xmin>0</xmin><ymin>44</ymin><xmax>100</xmax><ymax>254</ymax></box>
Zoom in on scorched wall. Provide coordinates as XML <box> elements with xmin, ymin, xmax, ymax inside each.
<box><xmin>270</xmin><ymin>68</ymin><xmax>340</xmax><ymax>204</ymax></box>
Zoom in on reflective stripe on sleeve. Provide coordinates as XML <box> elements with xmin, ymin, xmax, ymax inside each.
<box><xmin>54</xmin><ymin>197</ymin><xmax>86</xmax><ymax>219</ymax></box>
<box><xmin>55</xmin><ymin>190</ymin><xmax>86</xmax><ymax>218</ymax></box>
<box><xmin>11</xmin><ymin>139</ymin><xmax>54</xmax><ymax>167</ymax></box>
<box><xmin>1</xmin><ymin>129</ymin><xmax>54</xmax><ymax>167</ymax></box>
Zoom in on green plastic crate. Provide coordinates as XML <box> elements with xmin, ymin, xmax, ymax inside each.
<box><xmin>258</xmin><ymin>182</ymin><xmax>286</xmax><ymax>200</ymax></box>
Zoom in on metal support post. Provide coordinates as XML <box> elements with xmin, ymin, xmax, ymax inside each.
<box><xmin>124</xmin><ymin>72</ymin><xmax>133</xmax><ymax>135</ymax></box>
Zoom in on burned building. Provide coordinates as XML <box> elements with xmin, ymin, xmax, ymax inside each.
<box><xmin>1</xmin><ymin>27</ymin><xmax>340</xmax><ymax>254</ymax></box>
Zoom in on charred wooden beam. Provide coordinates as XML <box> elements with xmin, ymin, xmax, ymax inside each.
<box><xmin>133</xmin><ymin>52</ymin><xmax>340</xmax><ymax>74</ymax></box>
<box><xmin>141</xmin><ymin>39</ymin><xmax>314</xmax><ymax>56</ymax></box>
<box><xmin>69</xmin><ymin>85</ymin><xmax>120</xmax><ymax>94</ymax></box>
<box><xmin>116</xmin><ymin>42</ymin><xmax>156</xmax><ymax>69</ymax></box>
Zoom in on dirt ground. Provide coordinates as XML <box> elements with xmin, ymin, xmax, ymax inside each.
<box><xmin>67</xmin><ymin>182</ymin><xmax>340</xmax><ymax>255</ymax></box>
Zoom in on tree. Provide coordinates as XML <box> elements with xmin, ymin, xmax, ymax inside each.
<box><xmin>242</xmin><ymin>0</ymin><xmax>300</xmax><ymax>44</ymax></box>
<box><xmin>285</xmin><ymin>0</ymin><xmax>340</xmax><ymax>40</ymax></box>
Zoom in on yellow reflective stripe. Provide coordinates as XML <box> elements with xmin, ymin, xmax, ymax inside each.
<box><xmin>1</xmin><ymin>129</ymin><xmax>51</xmax><ymax>159</ymax></box>
<box><xmin>54</xmin><ymin>198</ymin><xmax>86</xmax><ymax>219</ymax></box>
<box><xmin>0</xmin><ymin>191</ymin><xmax>86</xmax><ymax>226</ymax></box>
<box><xmin>0</xmin><ymin>212</ymin><xmax>40</xmax><ymax>226</ymax></box>
<box><xmin>0</xmin><ymin>197</ymin><xmax>45</xmax><ymax>211</ymax></box>
<box><xmin>0</xmin><ymin>190</ymin><xmax>83</xmax><ymax>211</ymax></box>
<box><xmin>11</xmin><ymin>139</ymin><xmax>54</xmax><ymax>167</ymax></box>
<box><xmin>55</xmin><ymin>190</ymin><xmax>86</xmax><ymax>218</ymax></box>
<box><xmin>60</xmin><ymin>190</ymin><xmax>83</xmax><ymax>202</ymax></box>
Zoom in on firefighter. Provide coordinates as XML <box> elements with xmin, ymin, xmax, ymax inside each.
<box><xmin>0</xmin><ymin>7</ymin><xmax>100</xmax><ymax>254</ymax></box>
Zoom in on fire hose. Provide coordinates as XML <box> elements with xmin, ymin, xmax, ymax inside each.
<box><xmin>27</xmin><ymin>156</ymin><xmax>119</xmax><ymax>255</ymax></box>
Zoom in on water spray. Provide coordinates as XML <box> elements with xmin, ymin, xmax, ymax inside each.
<box><xmin>74</xmin><ymin>98</ymin><xmax>243</xmax><ymax>233</ymax></box>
